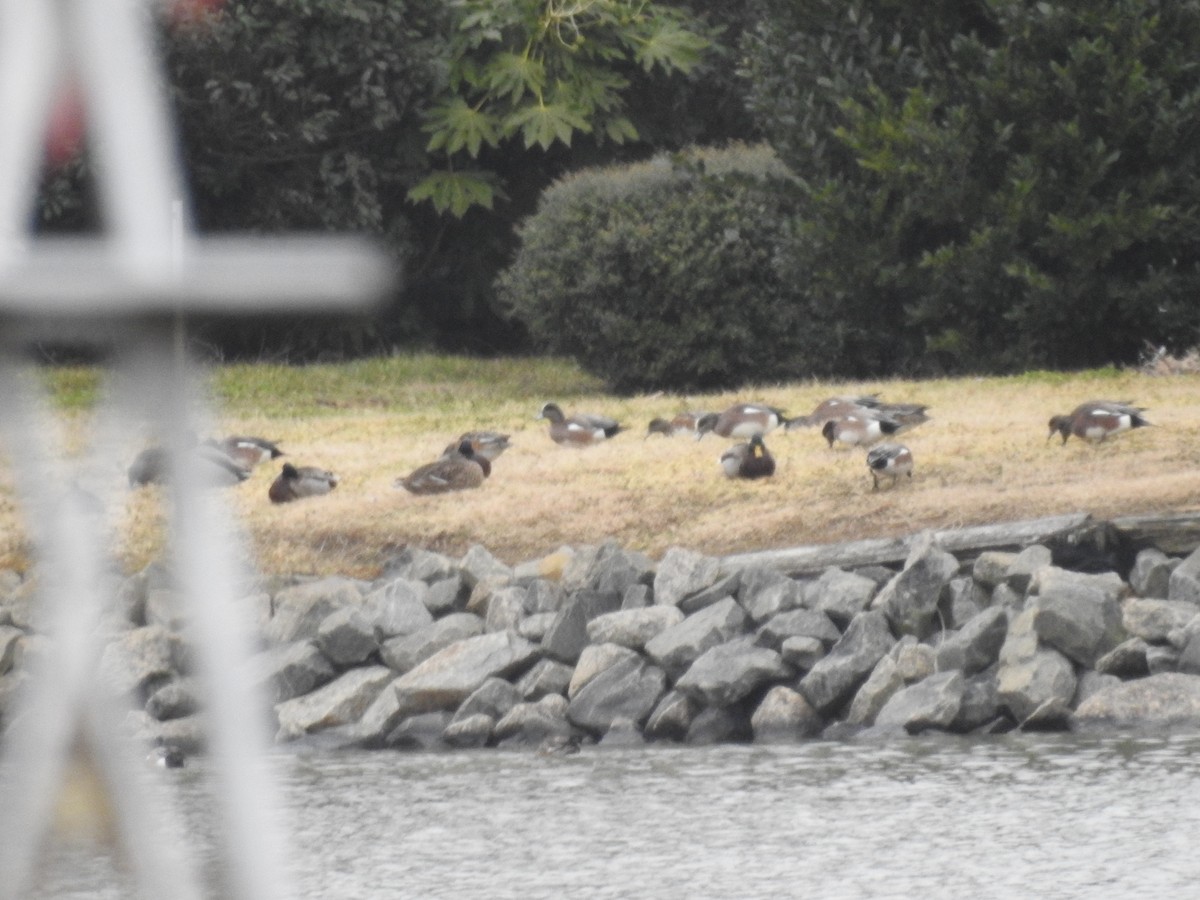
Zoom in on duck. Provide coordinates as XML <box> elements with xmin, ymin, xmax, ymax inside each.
<box><xmin>696</xmin><ymin>403</ymin><xmax>787</xmax><ymax>440</ymax></box>
<box><xmin>785</xmin><ymin>395</ymin><xmax>881</xmax><ymax>430</ymax></box>
<box><xmin>1048</xmin><ymin>401</ymin><xmax>1152</xmax><ymax>444</ymax></box>
<box><xmin>537</xmin><ymin>402</ymin><xmax>622</xmax><ymax>446</ymax></box>
<box><xmin>443</xmin><ymin>431</ymin><xmax>511</xmax><ymax>462</ymax></box>
<box><xmin>208</xmin><ymin>435</ymin><xmax>284</xmax><ymax>470</ymax></box>
<box><xmin>720</xmin><ymin>434</ymin><xmax>776</xmax><ymax>479</ymax></box>
<box><xmin>148</xmin><ymin>736</ymin><xmax>185</xmax><ymax>769</ymax></box>
<box><xmin>268</xmin><ymin>463</ymin><xmax>339</xmax><ymax>503</ymax></box>
<box><xmin>397</xmin><ymin>440</ymin><xmax>489</xmax><ymax>494</ymax></box>
<box><xmin>128</xmin><ymin>440</ymin><xmax>250</xmax><ymax>488</ymax></box>
<box><xmin>821</xmin><ymin>414</ymin><xmax>901</xmax><ymax>448</ymax></box>
<box><xmin>646</xmin><ymin>411</ymin><xmax>711</xmax><ymax>438</ymax></box>
<box><xmin>867</xmin><ymin>443</ymin><xmax>914</xmax><ymax>490</ymax></box>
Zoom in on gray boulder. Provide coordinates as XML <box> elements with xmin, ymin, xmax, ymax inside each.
<box><xmin>586</xmin><ymin>606</ymin><xmax>684</xmax><ymax>650</ymax></box>
<box><xmin>265</xmin><ymin>577</ymin><xmax>363</xmax><ymax>644</ymax></box>
<box><xmin>516</xmin><ymin>659</ymin><xmax>574</xmax><ymax>701</ymax></box>
<box><xmin>599</xmin><ymin>716</ymin><xmax>645</xmax><ymax>747</ymax></box>
<box><xmin>526</xmin><ymin>578</ymin><xmax>566</xmax><ymax>614</ymax></box>
<box><xmin>872</xmin><ymin>535</ymin><xmax>959</xmax><ymax>638</ymax></box>
<box><xmin>755</xmin><ymin>608</ymin><xmax>840</xmax><ymax>651</ymax></box>
<box><xmin>0</xmin><ymin>625</ymin><xmax>22</xmax><ymax>676</ymax></box>
<box><xmin>846</xmin><ymin>637</ymin><xmax>916</xmax><ymax>727</ymax></box>
<box><xmin>643</xmin><ymin>597</ymin><xmax>748</xmax><ymax>678</ymax></box>
<box><xmin>972</xmin><ymin>551</ymin><xmax>1017</xmax><ymax>589</ymax></box>
<box><xmin>685</xmin><ymin>707</ymin><xmax>751</xmax><ymax>745</ymax></box>
<box><xmin>145</xmin><ymin>677</ymin><xmax>200</xmax><ymax>721</ymax></box>
<box><xmin>751</xmin><ymin>685</ymin><xmax>823</xmax><ymax>742</ymax></box>
<box><xmin>568</xmin><ymin>643</ymin><xmax>641</xmax><ymax>699</ymax></box>
<box><xmin>1073</xmin><ymin>672</ymin><xmax>1200</xmax><ymax>728</ymax></box>
<box><xmin>360</xmin><ymin>578</ymin><xmax>433</xmax><ymax>638</ymax></box>
<box><xmin>1168</xmin><ymin>546</ymin><xmax>1200</xmax><ymax>606</ymax></box>
<box><xmin>275</xmin><ymin>665</ymin><xmax>394</xmax><ymax>741</ymax></box>
<box><xmin>99</xmin><ymin>624</ymin><xmax>180</xmax><ymax>699</ymax></box>
<box><xmin>780</xmin><ymin>636</ymin><xmax>826</xmax><ymax>671</ymax></box>
<box><xmin>495</xmin><ymin>695</ymin><xmax>574</xmax><ymax>747</ymax></box>
<box><xmin>935</xmin><ymin>606</ymin><xmax>1009</xmax><ymax>676</ymax></box>
<box><xmin>316</xmin><ymin>607</ymin><xmax>379</xmax><ymax>667</ymax></box>
<box><xmin>675</xmin><ymin>641</ymin><xmax>791</xmax><ymax>708</ymax></box>
<box><xmin>453</xmin><ymin>676</ymin><xmax>522</xmax><ymax>725</ymax></box>
<box><xmin>997</xmin><ymin>640</ymin><xmax>1076</xmax><ymax>726</ymax></box>
<box><xmin>644</xmin><ymin>690</ymin><xmax>697</xmax><ymax>742</ymax></box>
<box><xmin>1004</xmin><ymin>545</ymin><xmax>1052</xmax><ymax>593</ymax></box>
<box><xmin>1122</xmin><ymin>598</ymin><xmax>1199</xmax><ymax>643</ymax></box>
<box><xmin>1095</xmin><ymin>638</ymin><xmax>1151</xmax><ymax>678</ymax></box>
<box><xmin>483</xmin><ymin>586</ymin><xmax>530</xmax><ymax>633</ymax></box>
<box><xmin>737</xmin><ymin>570</ymin><xmax>803</xmax><ymax>624</ymax></box>
<box><xmin>581</xmin><ymin>541</ymin><xmax>653</xmax><ymax>596</ymax></box>
<box><xmin>678</xmin><ymin>573</ymin><xmax>740</xmax><ymax>615</ymax></box>
<box><xmin>875</xmin><ymin>670</ymin><xmax>964</xmax><ymax>734</ymax></box>
<box><xmin>799</xmin><ymin>610</ymin><xmax>896</xmax><ymax>714</ymax></box>
<box><xmin>806</xmin><ymin>567</ymin><xmax>878</xmax><ymax>627</ymax></box>
<box><xmin>950</xmin><ymin>669</ymin><xmax>1002</xmax><ymax>733</ymax></box>
<box><xmin>391</xmin><ymin>631</ymin><xmax>539</xmax><ymax>714</ymax></box>
<box><xmin>653</xmin><ymin>548</ymin><xmax>721</xmax><ymax>608</ymax></box>
<box><xmin>443</xmin><ymin>712</ymin><xmax>494</xmax><ymax>749</ymax></box>
<box><xmin>459</xmin><ymin>544</ymin><xmax>513</xmax><ymax>588</ymax></box>
<box><xmin>1029</xmin><ymin>566</ymin><xmax>1126</xmax><ymax>606</ymax></box>
<box><xmin>517</xmin><ymin>612</ymin><xmax>557</xmax><ymax>642</ymax></box>
<box><xmin>249</xmin><ymin>640</ymin><xmax>336</xmax><ymax>704</ymax></box>
<box><xmin>382</xmin><ymin>547</ymin><xmax>459</xmax><ymax>584</ymax></box>
<box><xmin>566</xmin><ymin>656</ymin><xmax>667</xmax><ymax>733</ymax></box>
<box><xmin>424</xmin><ymin>575</ymin><xmax>466</xmax><ymax>616</ymax></box>
<box><xmin>1130</xmin><ymin>548</ymin><xmax>1175</xmax><ymax>599</ymax></box>
<box><xmin>540</xmin><ymin>590</ymin><xmax>624</xmax><ymax>664</ymax></box>
<box><xmin>940</xmin><ymin>577</ymin><xmax>989</xmax><ymax>629</ymax></box>
<box><xmin>385</xmin><ymin>711</ymin><xmax>453</xmax><ymax>751</ymax></box>
<box><xmin>1028</xmin><ymin>579</ymin><xmax>1123</xmax><ymax>667</ymax></box>
<box><xmin>621</xmin><ymin>584</ymin><xmax>652</xmax><ymax>610</ymax></box>
<box><xmin>379</xmin><ymin>613</ymin><xmax>485</xmax><ymax>674</ymax></box>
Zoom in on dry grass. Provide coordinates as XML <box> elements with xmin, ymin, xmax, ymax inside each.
<box><xmin>4</xmin><ymin>357</ymin><xmax>1200</xmax><ymax>579</ymax></box>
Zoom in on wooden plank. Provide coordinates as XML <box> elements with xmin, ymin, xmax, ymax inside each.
<box><xmin>1110</xmin><ymin>512</ymin><xmax>1200</xmax><ymax>556</ymax></box>
<box><xmin>717</xmin><ymin>513</ymin><xmax>1094</xmax><ymax>577</ymax></box>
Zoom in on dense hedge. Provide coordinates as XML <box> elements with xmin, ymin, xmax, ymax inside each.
<box><xmin>497</xmin><ymin>145</ymin><xmax>827</xmax><ymax>393</ymax></box>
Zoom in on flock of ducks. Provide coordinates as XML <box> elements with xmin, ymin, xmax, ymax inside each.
<box><xmin>126</xmin><ymin>397</ymin><xmax>1154</xmax><ymax>502</ymax></box>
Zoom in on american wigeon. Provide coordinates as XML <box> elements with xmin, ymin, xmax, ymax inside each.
<box><xmin>821</xmin><ymin>414</ymin><xmax>901</xmax><ymax>448</ymax></box>
<box><xmin>397</xmin><ymin>440</ymin><xmax>489</xmax><ymax>494</ymax></box>
<box><xmin>1048</xmin><ymin>401</ymin><xmax>1152</xmax><ymax>444</ymax></box>
<box><xmin>646</xmin><ymin>411</ymin><xmax>711</xmax><ymax>438</ymax></box>
<box><xmin>720</xmin><ymin>434</ymin><xmax>776</xmax><ymax>479</ymax></box>
<box><xmin>128</xmin><ymin>440</ymin><xmax>250</xmax><ymax>488</ymax></box>
<box><xmin>210</xmin><ymin>435</ymin><xmax>284</xmax><ymax>469</ymax></box>
<box><xmin>537</xmin><ymin>402</ymin><xmax>622</xmax><ymax>446</ymax></box>
<box><xmin>268</xmin><ymin>463</ymin><xmax>339</xmax><ymax>503</ymax></box>
<box><xmin>696</xmin><ymin>403</ymin><xmax>787</xmax><ymax>440</ymax></box>
<box><xmin>785</xmin><ymin>396</ymin><xmax>880</xmax><ymax>430</ymax></box>
<box><xmin>443</xmin><ymin>430</ymin><xmax>512</xmax><ymax>461</ymax></box>
<box><xmin>866</xmin><ymin>443</ymin><xmax>914</xmax><ymax>489</ymax></box>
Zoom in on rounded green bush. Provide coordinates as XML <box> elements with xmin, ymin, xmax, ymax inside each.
<box><xmin>497</xmin><ymin>145</ymin><xmax>830</xmax><ymax>393</ymax></box>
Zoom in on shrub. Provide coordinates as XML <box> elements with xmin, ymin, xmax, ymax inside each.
<box><xmin>496</xmin><ymin>144</ymin><xmax>826</xmax><ymax>393</ymax></box>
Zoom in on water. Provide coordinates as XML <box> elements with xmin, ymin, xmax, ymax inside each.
<box><xmin>30</xmin><ymin>733</ymin><xmax>1200</xmax><ymax>898</ymax></box>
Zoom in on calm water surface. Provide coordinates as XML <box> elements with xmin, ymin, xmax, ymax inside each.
<box><xmin>33</xmin><ymin>733</ymin><xmax>1200</xmax><ymax>898</ymax></box>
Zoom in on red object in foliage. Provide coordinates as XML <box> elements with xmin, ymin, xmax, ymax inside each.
<box><xmin>167</xmin><ymin>0</ymin><xmax>227</xmax><ymax>27</ymax></box>
<box><xmin>45</xmin><ymin>83</ymin><xmax>86</xmax><ymax>169</ymax></box>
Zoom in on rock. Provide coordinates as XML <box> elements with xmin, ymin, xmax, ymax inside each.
<box><xmin>424</xmin><ymin>575</ymin><xmax>467</xmax><ymax>616</ymax></box>
<box><xmin>798</xmin><ymin>610</ymin><xmax>896</xmax><ymax>714</ymax></box>
<box><xmin>653</xmin><ymin>548</ymin><xmax>721</xmax><ymax>608</ymax></box>
<box><xmin>249</xmin><ymin>640</ymin><xmax>336</xmax><ymax>704</ymax></box>
<box><xmin>780</xmin><ymin>635</ymin><xmax>825</xmax><ymax>671</ymax></box>
<box><xmin>950</xmin><ymin>669</ymin><xmax>1002</xmax><ymax>733</ymax></box>
<box><xmin>566</xmin><ymin>656</ymin><xmax>667</xmax><ymax>734</ymax></box>
<box><xmin>495</xmin><ymin>695</ymin><xmax>574</xmax><ymax>747</ymax></box>
<box><xmin>483</xmin><ymin>586</ymin><xmax>530</xmax><ymax>633</ymax></box>
<box><xmin>1095</xmin><ymin>638</ymin><xmax>1151</xmax><ymax>678</ymax></box>
<box><xmin>361</xmin><ymin>578</ymin><xmax>433</xmax><ymax>638</ymax></box>
<box><xmin>872</xmin><ymin>534</ymin><xmax>959</xmax><ymax>638</ymax></box>
<box><xmin>1129</xmin><ymin>548</ymin><xmax>1175</xmax><ymax>599</ymax></box>
<box><xmin>517</xmin><ymin>612</ymin><xmax>557</xmax><ymax>642</ymax></box>
<box><xmin>1180</xmin><ymin>632</ymin><xmax>1200</xmax><ymax>675</ymax></box>
<box><xmin>1004</xmin><ymin>545</ymin><xmax>1052</xmax><ymax>593</ymax></box>
<box><xmin>991</xmin><ymin>583</ymin><xmax>1025</xmax><ymax>610</ymax></box>
<box><xmin>452</xmin><ymin>677</ymin><xmax>522</xmax><ymax>726</ymax></box>
<box><xmin>875</xmin><ymin>670</ymin><xmax>964</xmax><ymax>734</ymax></box>
<box><xmin>144</xmin><ymin>588</ymin><xmax>185</xmax><ymax>631</ymax></box>
<box><xmin>443</xmin><ymin>712</ymin><xmax>494</xmax><ymax>749</ymax></box>
<box><xmin>381</xmin><ymin>547</ymin><xmax>459</xmax><ymax>584</ymax></box>
<box><xmin>581</xmin><ymin>541</ymin><xmax>653</xmax><ymax>595</ymax></box>
<box><xmin>568</xmin><ymin>643</ymin><xmax>641</xmax><ymax>699</ymax></box>
<box><xmin>316</xmin><ymin>607</ymin><xmax>379</xmax><ymax>667</ymax></box>
<box><xmin>1122</xmin><ymin>598</ymin><xmax>1199</xmax><ymax>642</ymax></box>
<box><xmin>385</xmin><ymin>711</ymin><xmax>453</xmax><ymax>751</ymax></box>
<box><xmin>459</xmin><ymin>544</ymin><xmax>513</xmax><ymax>588</ymax></box>
<box><xmin>1074</xmin><ymin>670</ymin><xmax>1121</xmax><ymax>706</ymax></box>
<box><xmin>1147</xmin><ymin>644</ymin><xmax>1180</xmax><ymax>674</ymax></box>
<box><xmin>675</xmin><ymin>641</ymin><xmax>791</xmax><ymax>708</ymax></box>
<box><xmin>99</xmin><ymin>624</ymin><xmax>180</xmax><ymax>700</ymax></box>
<box><xmin>265</xmin><ymin>577</ymin><xmax>363</xmax><ymax>644</ymax></box>
<box><xmin>585</xmin><ymin>606</ymin><xmax>684</xmax><ymax>650</ymax></box>
<box><xmin>997</xmin><ymin>644</ymin><xmax>1076</xmax><ymax>725</ymax></box>
<box><xmin>806</xmin><ymin>568</ymin><xmax>878</xmax><ymax>627</ymax></box>
<box><xmin>643</xmin><ymin>597</ymin><xmax>748</xmax><ymax>678</ymax></box>
<box><xmin>935</xmin><ymin>606</ymin><xmax>1009</xmax><ymax>676</ymax></box>
<box><xmin>391</xmin><ymin>631</ymin><xmax>539</xmax><ymax>715</ymax></box>
<box><xmin>3</xmin><ymin>580</ymin><xmax>40</xmax><ymax>632</ymax></box>
<box><xmin>145</xmin><ymin>677</ymin><xmax>200</xmax><ymax>721</ymax></box>
<box><xmin>751</xmin><ymin>685</ymin><xmax>822</xmax><ymax>742</ymax></box>
<box><xmin>678</xmin><ymin>573</ymin><xmax>740</xmax><ymax>616</ymax></box>
<box><xmin>621</xmin><ymin>584</ymin><xmax>652</xmax><ymax>610</ymax></box>
<box><xmin>0</xmin><ymin>625</ymin><xmax>22</xmax><ymax>677</ymax></box>
<box><xmin>685</xmin><ymin>707</ymin><xmax>751</xmax><ymax>745</ymax></box>
<box><xmin>1169</xmin><ymin>546</ymin><xmax>1200</xmax><ymax>606</ymax></box>
<box><xmin>559</xmin><ymin>545</ymin><xmax>602</xmax><ymax>592</ymax></box>
<box><xmin>540</xmin><ymin>590</ymin><xmax>623</xmax><ymax>664</ymax></box>
<box><xmin>526</xmin><ymin>579</ymin><xmax>567</xmax><ymax>614</ymax></box>
<box><xmin>516</xmin><ymin>659</ymin><xmax>574</xmax><ymax>701</ymax></box>
<box><xmin>379</xmin><ymin>613</ymin><xmax>485</xmax><ymax>674</ymax></box>
<box><xmin>644</xmin><ymin>690</ymin><xmax>696</xmax><ymax>742</ymax></box>
<box><xmin>513</xmin><ymin>546</ymin><xmax>574</xmax><ymax>584</ymax></box>
<box><xmin>755</xmin><ymin>608</ymin><xmax>840</xmax><ymax>651</ymax></box>
<box><xmin>275</xmin><ymin>665</ymin><xmax>394</xmax><ymax>741</ymax></box>
<box><xmin>1073</xmin><ymin>672</ymin><xmax>1200</xmax><ymax>728</ymax></box>
<box><xmin>972</xmin><ymin>551</ymin><xmax>1017</xmax><ymax>589</ymax></box>
<box><xmin>737</xmin><ymin>571</ymin><xmax>803</xmax><ymax>624</ymax></box>
<box><xmin>940</xmin><ymin>576</ymin><xmax>988</xmax><ymax>629</ymax></box>
<box><xmin>1028</xmin><ymin>580</ymin><xmax>1123</xmax><ymax>667</ymax></box>
<box><xmin>599</xmin><ymin>716</ymin><xmax>645</xmax><ymax>747</ymax></box>
<box><xmin>846</xmin><ymin>637</ymin><xmax>915</xmax><ymax>727</ymax></box>
<box><xmin>1029</xmin><ymin>566</ymin><xmax>1126</xmax><ymax>606</ymax></box>
<box><xmin>894</xmin><ymin>641</ymin><xmax>935</xmax><ymax>682</ymax></box>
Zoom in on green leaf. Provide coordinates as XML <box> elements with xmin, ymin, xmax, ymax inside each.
<box><xmin>407</xmin><ymin>170</ymin><xmax>504</xmax><ymax>218</ymax></box>
<box><xmin>483</xmin><ymin>52</ymin><xmax>546</xmax><ymax>105</ymax></box>
<box><xmin>503</xmin><ymin>102</ymin><xmax>591</xmax><ymax>150</ymax></box>
<box><xmin>422</xmin><ymin>98</ymin><xmax>500</xmax><ymax>157</ymax></box>
<box><xmin>602</xmin><ymin>116</ymin><xmax>639</xmax><ymax>143</ymax></box>
<box><xmin>634</xmin><ymin>21</ymin><xmax>708</xmax><ymax>75</ymax></box>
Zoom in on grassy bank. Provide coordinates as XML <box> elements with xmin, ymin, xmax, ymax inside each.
<box><xmin>5</xmin><ymin>356</ymin><xmax>1200</xmax><ymax>578</ymax></box>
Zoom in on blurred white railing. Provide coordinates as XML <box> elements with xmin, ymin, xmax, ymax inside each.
<box><xmin>0</xmin><ymin>1</ymin><xmax>389</xmax><ymax>897</ymax></box>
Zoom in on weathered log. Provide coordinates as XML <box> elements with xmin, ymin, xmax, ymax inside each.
<box><xmin>1110</xmin><ymin>513</ymin><xmax>1200</xmax><ymax>557</ymax></box>
<box><xmin>718</xmin><ymin>513</ymin><xmax>1095</xmax><ymax>577</ymax></box>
